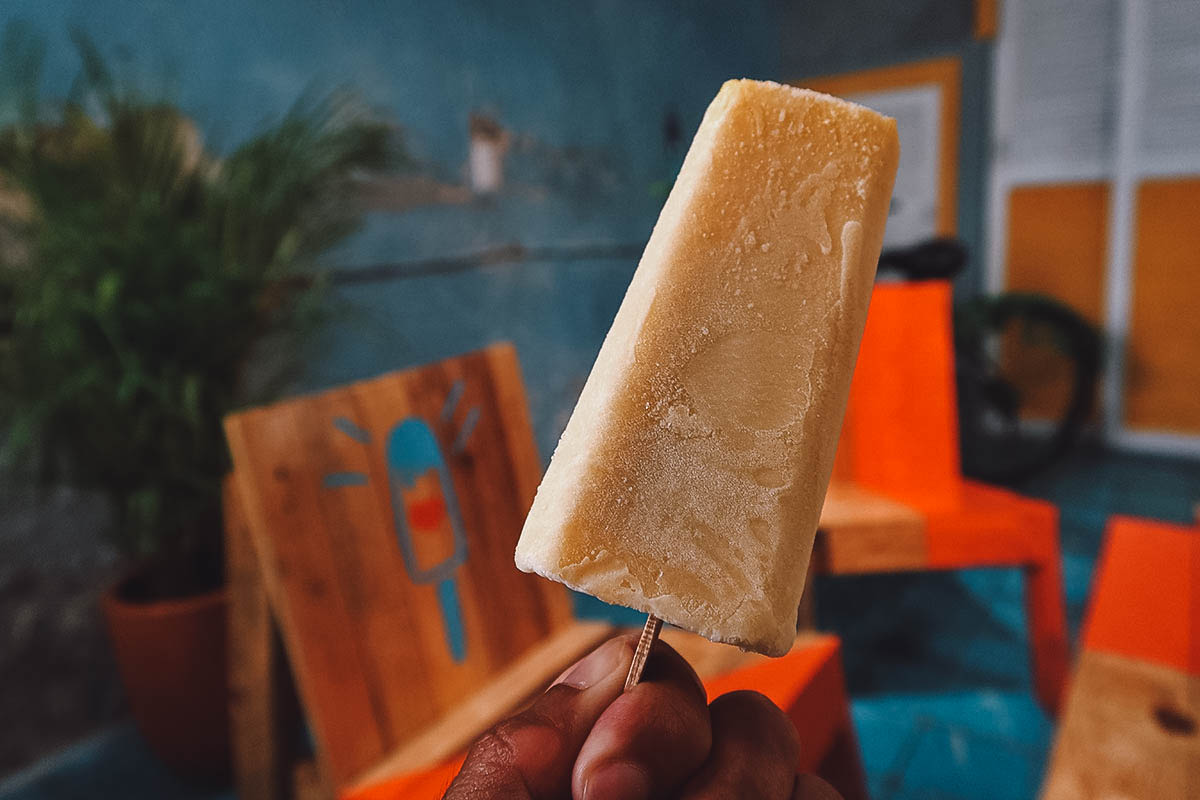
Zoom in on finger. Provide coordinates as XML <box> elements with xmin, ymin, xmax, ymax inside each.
<box><xmin>572</xmin><ymin>639</ymin><xmax>712</xmax><ymax>800</ymax></box>
<box><xmin>792</xmin><ymin>774</ymin><xmax>844</xmax><ymax>800</ymax></box>
<box><xmin>679</xmin><ymin>690</ymin><xmax>801</xmax><ymax>799</ymax></box>
<box><xmin>444</xmin><ymin>635</ymin><xmax>637</xmax><ymax>800</ymax></box>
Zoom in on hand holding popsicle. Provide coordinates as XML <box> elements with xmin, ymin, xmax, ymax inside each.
<box><xmin>443</xmin><ymin>634</ymin><xmax>843</xmax><ymax>800</ymax></box>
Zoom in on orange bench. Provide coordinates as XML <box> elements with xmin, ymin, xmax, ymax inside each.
<box><xmin>1042</xmin><ymin>515</ymin><xmax>1199</xmax><ymax>798</ymax></box>
<box><xmin>825</xmin><ymin>280</ymin><xmax>1069</xmax><ymax>714</ymax></box>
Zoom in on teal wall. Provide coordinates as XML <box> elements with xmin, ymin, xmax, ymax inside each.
<box><xmin>7</xmin><ymin>0</ymin><xmax>781</xmax><ymax>461</ymax></box>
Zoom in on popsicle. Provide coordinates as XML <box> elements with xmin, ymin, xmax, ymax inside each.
<box><xmin>515</xmin><ymin>79</ymin><xmax>899</xmax><ymax>658</ymax></box>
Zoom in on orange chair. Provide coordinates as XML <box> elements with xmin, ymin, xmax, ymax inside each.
<box><xmin>829</xmin><ymin>280</ymin><xmax>1069</xmax><ymax>714</ymax></box>
<box><xmin>1041</xmin><ymin>515</ymin><xmax>1199</xmax><ymax>798</ymax></box>
<box><xmin>344</xmin><ymin>633</ymin><xmax>868</xmax><ymax>800</ymax></box>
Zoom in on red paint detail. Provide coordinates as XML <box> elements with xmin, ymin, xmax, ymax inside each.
<box><xmin>406</xmin><ymin>496</ymin><xmax>446</xmax><ymax>530</ymax></box>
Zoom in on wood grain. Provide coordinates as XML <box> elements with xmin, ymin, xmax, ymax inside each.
<box><xmin>349</xmin><ymin>621</ymin><xmax>616</xmax><ymax>790</ymax></box>
<box><xmin>1042</xmin><ymin>650</ymin><xmax>1200</xmax><ymax>799</ymax></box>
<box><xmin>223</xmin><ymin>343</ymin><xmax>574</xmax><ymax>790</ymax></box>
<box><xmin>225</xmin><ymin>478</ymin><xmax>302</xmax><ymax>800</ymax></box>
<box><xmin>292</xmin><ymin>761</ymin><xmax>331</xmax><ymax>800</ymax></box>
<box><xmin>816</xmin><ymin>482</ymin><xmax>928</xmax><ymax>573</ymax></box>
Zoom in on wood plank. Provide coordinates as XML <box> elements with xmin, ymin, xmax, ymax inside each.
<box><xmin>348</xmin><ymin>621</ymin><xmax>616</xmax><ymax>791</ymax></box>
<box><xmin>225</xmin><ymin>477</ymin><xmax>300</xmax><ymax>800</ymax></box>
<box><xmin>815</xmin><ymin>482</ymin><xmax>927</xmax><ymax>574</ymax></box>
<box><xmin>1126</xmin><ymin>178</ymin><xmax>1200</xmax><ymax>433</ymax></box>
<box><xmin>1042</xmin><ymin>650</ymin><xmax>1200</xmax><ymax>799</ymax></box>
<box><xmin>292</xmin><ymin>761</ymin><xmax>332</xmax><ymax>800</ymax></box>
<box><xmin>228</xmin><ymin>408</ymin><xmax>387</xmax><ymax>786</ymax></box>
<box><xmin>224</xmin><ymin>344</ymin><xmax>574</xmax><ymax>790</ymax></box>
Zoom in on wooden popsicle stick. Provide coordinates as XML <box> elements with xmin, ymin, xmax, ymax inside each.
<box><xmin>624</xmin><ymin>614</ymin><xmax>663</xmax><ymax>691</ymax></box>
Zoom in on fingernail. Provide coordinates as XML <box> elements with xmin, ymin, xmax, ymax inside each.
<box><xmin>584</xmin><ymin>761</ymin><xmax>650</xmax><ymax>800</ymax></box>
<box><xmin>556</xmin><ymin>638</ymin><xmax>626</xmax><ymax>689</ymax></box>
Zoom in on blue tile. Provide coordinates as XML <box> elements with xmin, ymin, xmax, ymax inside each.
<box><xmin>850</xmin><ymin>699</ymin><xmax>922</xmax><ymax>799</ymax></box>
<box><xmin>889</xmin><ymin>720</ymin><xmax>1047</xmax><ymax>800</ymax></box>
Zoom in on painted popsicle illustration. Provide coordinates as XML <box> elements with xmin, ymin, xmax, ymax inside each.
<box><xmin>386</xmin><ymin>416</ymin><xmax>469</xmax><ymax>662</ymax></box>
<box><xmin>322</xmin><ymin>380</ymin><xmax>479</xmax><ymax>662</ymax></box>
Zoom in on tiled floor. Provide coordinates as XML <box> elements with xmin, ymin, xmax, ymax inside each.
<box><xmin>2</xmin><ymin>445</ymin><xmax>1198</xmax><ymax>800</ymax></box>
<box><xmin>820</xmin><ymin>444</ymin><xmax>1200</xmax><ymax>800</ymax></box>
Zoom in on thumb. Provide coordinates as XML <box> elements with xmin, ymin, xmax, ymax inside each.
<box><xmin>444</xmin><ymin>635</ymin><xmax>636</xmax><ymax>799</ymax></box>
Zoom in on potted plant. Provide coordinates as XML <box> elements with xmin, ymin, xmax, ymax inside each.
<box><xmin>0</xmin><ymin>30</ymin><xmax>395</xmax><ymax>780</ymax></box>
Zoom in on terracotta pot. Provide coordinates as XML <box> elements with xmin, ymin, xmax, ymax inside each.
<box><xmin>101</xmin><ymin>576</ymin><xmax>231</xmax><ymax>784</ymax></box>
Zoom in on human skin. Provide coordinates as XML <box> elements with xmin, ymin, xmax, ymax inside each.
<box><xmin>443</xmin><ymin>634</ymin><xmax>844</xmax><ymax>800</ymax></box>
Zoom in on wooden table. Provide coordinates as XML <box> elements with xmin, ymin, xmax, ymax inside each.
<box><xmin>815</xmin><ymin>481</ymin><xmax>927</xmax><ymax>573</ymax></box>
<box><xmin>1042</xmin><ymin>650</ymin><xmax>1200</xmax><ymax>799</ymax></box>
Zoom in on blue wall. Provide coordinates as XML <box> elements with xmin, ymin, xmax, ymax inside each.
<box><xmin>7</xmin><ymin>0</ymin><xmax>780</xmax><ymax>460</ymax></box>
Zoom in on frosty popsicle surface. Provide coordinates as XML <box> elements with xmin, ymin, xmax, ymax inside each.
<box><xmin>515</xmin><ymin>79</ymin><xmax>899</xmax><ymax>656</ymax></box>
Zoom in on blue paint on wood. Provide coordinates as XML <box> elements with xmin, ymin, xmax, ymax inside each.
<box><xmin>451</xmin><ymin>406</ymin><xmax>480</xmax><ymax>454</ymax></box>
<box><xmin>321</xmin><ymin>471</ymin><xmax>368</xmax><ymax>489</ymax></box>
<box><xmin>386</xmin><ymin>417</ymin><xmax>445</xmax><ymax>487</ymax></box>
<box><xmin>440</xmin><ymin>379</ymin><xmax>466</xmax><ymax>423</ymax></box>
<box><xmin>385</xmin><ymin>415</ymin><xmax>470</xmax><ymax>660</ymax></box>
<box><xmin>332</xmin><ymin>416</ymin><xmax>371</xmax><ymax>444</ymax></box>
<box><xmin>385</xmin><ymin>418</ymin><xmax>468</xmax><ymax>583</ymax></box>
<box><xmin>437</xmin><ymin>577</ymin><xmax>467</xmax><ymax>663</ymax></box>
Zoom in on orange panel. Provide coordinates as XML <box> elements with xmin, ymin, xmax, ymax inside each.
<box><xmin>340</xmin><ymin>757</ymin><xmax>464</xmax><ymax>800</ymax></box>
<box><xmin>1006</xmin><ymin>183</ymin><xmax>1108</xmax><ymax>323</ymax></box>
<box><xmin>1005</xmin><ymin>183</ymin><xmax>1108</xmax><ymax>420</ymax></box>
<box><xmin>1125</xmin><ymin>178</ymin><xmax>1200</xmax><ymax>433</ymax></box>
<box><xmin>975</xmin><ymin>0</ymin><xmax>999</xmax><ymax>39</ymax></box>
<box><xmin>800</xmin><ymin>56</ymin><xmax>960</xmax><ymax>237</ymax></box>
<box><xmin>841</xmin><ymin>281</ymin><xmax>962</xmax><ymax>512</ymax></box>
<box><xmin>1083</xmin><ymin>515</ymin><xmax>1199</xmax><ymax>675</ymax></box>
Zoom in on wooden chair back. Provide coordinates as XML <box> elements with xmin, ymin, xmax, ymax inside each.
<box><xmin>224</xmin><ymin>343</ymin><xmax>574</xmax><ymax>790</ymax></box>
